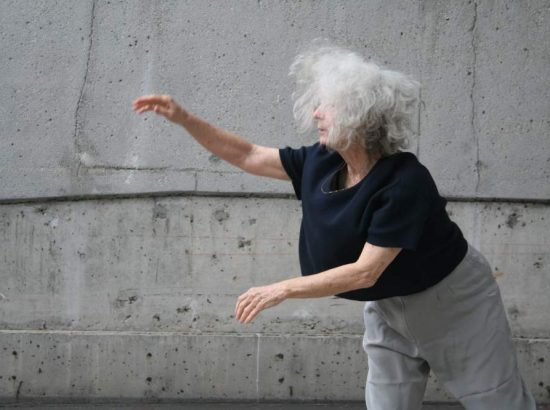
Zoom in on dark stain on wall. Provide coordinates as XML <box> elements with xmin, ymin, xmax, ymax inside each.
<box><xmin>153</xmin><ymin>203</ymin><xmax>168</xmax><ymax>219</ymax></box>
<box><xmin>505</xmin><ymin>212</ymin><xmax>520</xmax><ymax>229</ymax></box>
<box><xmin>238</xmin><ymin>237</ymin><xmax>252</xmax><ymax>248</ymax></box>
<box><xmin>214</xmin><ymin>209</ymin><xmax>230</xmax><ymax>223</ymax></box>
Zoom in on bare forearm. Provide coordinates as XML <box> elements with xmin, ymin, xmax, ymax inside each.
<box><xmin>235</xmin><ymin>243</ymin><xmax>400</xmax><ymax>323</ymax></box>
<box><xmin>234</xmin><ymin>263</ymin><xmax>369</xmax><ymax>324</ymax></box>
<box><xmin>279</xmin><ymin>243</ymin><xmax>399</xmax><ymax>299</ymax></box>
<box><xmin>133</xmin><ymin>95</ymin><xmax>286</xmax><ymax>179</ymax></box>
<box><xmin>176</xmin><ymin>111</ymin><xmax>253</xmax><ymax>168</ymax></box>
<box><xmin>280</xmin><ymin>262</ymin><xmax>372</xmax><ymax>299</ymax></box>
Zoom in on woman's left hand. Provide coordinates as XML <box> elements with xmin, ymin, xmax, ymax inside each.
<box><xmin>235</xmin><ymin>283</ymin><xmax>288</xmax><ymax>324</ymax></box>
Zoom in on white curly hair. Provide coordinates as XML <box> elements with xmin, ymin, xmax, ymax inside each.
<box><xmin>289</xmin><ymin>42</ymin><xmax>420</xmax><ymax>156</ymax></box>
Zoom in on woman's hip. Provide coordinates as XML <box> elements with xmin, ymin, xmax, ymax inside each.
<box><xmin>364</xmin><ymin>242</ymin><xmax>507</xmax><ymax>345</ymax></box>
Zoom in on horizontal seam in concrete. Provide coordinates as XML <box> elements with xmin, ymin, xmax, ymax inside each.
<box><xmin>0</xmin><ymin>398</ymin><xmax>373</xmax><ymax>406</ymax></box>
<box><xmin>444</xmin><ymin>195</ymin><xmax>550</xmax><ymax>204</ymax></box>
<box><xmin>0</xmin><ymin>330</ymin><xmax>548</xmax><ymax>342</ymax></box>
<box><xmin>83</xmin><ymin>165</ymin><xmax>243</xmax><ymax>174</ymax></box>
<box><xmin>0</xmin><ymin>329</ymin><xmax>364</xmax><ymax>338</ymax></box>
<box><xmin>0</xmin><ymin>192</ymin><xmax>549</xmax><ymax>206</ymax></box>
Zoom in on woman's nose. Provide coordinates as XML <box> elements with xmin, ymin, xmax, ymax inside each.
<box><xmin>313</xmin><ymin>107</ymin><xmax>323</xmax><ymax>119</ymax></box>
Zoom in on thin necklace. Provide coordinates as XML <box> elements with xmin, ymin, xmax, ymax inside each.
<box><xmin>341</xmin><ymin>160</ymin><xmax>377</xmax><ymax>189</ymax></box>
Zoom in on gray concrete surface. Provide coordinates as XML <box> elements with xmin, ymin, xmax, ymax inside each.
<box><xmin>0</xmin><ymin>401</ymin><xmax>463</xmax><ymax>410</ymax></box>
<box><xmin>1</xmin><ymin>199</ymin><xmax>549</xmax><ymax>338</ymax></box>
<box><xmin>1</xmin><ymin>401</ymin><xmax>550</xmax><ymax>410</ymax></box>
<box><xmin>1</xmin><ymin>0</ymin><xmax>549</xmax><ymax>406</ymax></box>
<box><xmin>0</xmin><ymin>198</ymin><xmax>548</xmax><ymax>402</ymax></box>
<box><xmin>1</xmin><ymin>0</ymin><xmax>549</xmax><ymax>201</ymax></box>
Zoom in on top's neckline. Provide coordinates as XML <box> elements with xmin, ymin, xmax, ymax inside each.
<box><xmin>320</xmin><ymin>156</ymin><xmax>386</xmax><ymax>195</ymax></box>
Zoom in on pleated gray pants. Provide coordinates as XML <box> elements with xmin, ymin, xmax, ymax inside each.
<box><xmin>362</xmin><ymin>243</ymin><xmax>536</xmax><ymax>410</ymax></box>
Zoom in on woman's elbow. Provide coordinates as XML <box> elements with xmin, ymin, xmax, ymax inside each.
<box><xmin>354</xmin><ymin>264</ymin><xmax>381</xmax><ymax>289</ymax></box>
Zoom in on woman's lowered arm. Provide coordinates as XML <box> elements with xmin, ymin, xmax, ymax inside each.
<box><xmin>235</xmin><ymin>242</ymin><xmax>402</xmax><ymax>323</ymax></box>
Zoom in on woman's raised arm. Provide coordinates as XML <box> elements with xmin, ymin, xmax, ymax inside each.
<box><xmin>132</xmin><ymin>95</ymin><xmax>289</xmax><ymax>181</ymax></box>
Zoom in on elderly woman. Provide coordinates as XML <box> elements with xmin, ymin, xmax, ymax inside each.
<box><xmin>132</xmin><ymin>45</ymin><xmax>535</xmax><ymax>409</ymax></box>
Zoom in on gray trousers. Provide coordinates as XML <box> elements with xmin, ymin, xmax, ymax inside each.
<box><xmin>362</xmin><ymin>243</ymin><xmax>536</xmax><ymax>410</ymax></box>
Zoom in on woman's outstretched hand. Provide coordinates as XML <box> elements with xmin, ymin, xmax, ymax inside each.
<box><xmin>235</xmin><ymin>283</ymin><xmax>289</xmax><ymax>324</ymax></box>
<box><xmin>132</xmin><ymin>94</ymin><xmax>189</xmax><ymax>124</ymax></box>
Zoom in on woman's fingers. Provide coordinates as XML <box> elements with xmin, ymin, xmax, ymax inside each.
<box><xmin>132</xmin><ymin>94</ymin><xmax>172</xmax><ymax>107</ymax></box>
<box><xmin>235</xmin><ymin>284</ymin><xmax>287</xmax><ymax>324</ymax></box>
<box><xmin>132</xmin><ymin>94</ymin><xmax>184</xmax><ymax>123</ymax></box>
<box><xmin>134</xmin><ymin>104</ymin><xmax>160</xmax><ymax>115</ymax></box>
<box><xmin>235</xmin><ymin>291</ymin><xmax>254</xmax><ymax>320</ymax></box>
<box><xmin>237</xmin><ymin>298</ymin><xmax>261</xmax><ymax>324</ymax></box>
<box><xmin>132</xmin><ymin>96</ymin><xmax>169</xmax><ymax>113</ymax></box>
<box><xmin>241</xmin><ymin>306</ymin><xmax>262</xmax><ymax>324</ymax></box>
<box><xmin>135</xmin><ymin>105</ymin><xmax>152</xmax><ymax>114</ymax></box>
<box><xmin>235</xmin><ymin>290</ymin><xmax>261</xmax><ymax>323</ymax></box>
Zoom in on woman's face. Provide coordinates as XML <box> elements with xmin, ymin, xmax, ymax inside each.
<box><xmin>313</xmin><ymin>105</ymin><xmax>335</xmax><ymax>146</ymax></box>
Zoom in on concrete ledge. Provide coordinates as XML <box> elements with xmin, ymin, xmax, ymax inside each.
<box><xmin>0</xmin><ymin>197</ymin><xmax>548</xmax><ymax>338</ymax></box>
<box><xmin>0</xmin><ymin>398</ymin><xmax>476</xmax><ymax>410</ymax></box>
<box><xmin>0</xmin><ymin>331</ymin><xmax>548</xmax><ymax>403</ymax></box>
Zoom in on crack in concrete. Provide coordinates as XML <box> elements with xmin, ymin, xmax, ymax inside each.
<box><xmin>15</xmin><ymin>380</ymin><xmax>23</xmax><ymax>400</ymax></box>
<box><xmin>74</xmin><ymin>0</ymin><xmax>96</xmax><ymax>179</ymax></box>
<box><xmin>82</xmin><ymin>165</ymin><xmax>243</xmax><ymax>175</ymax></box>
<box><xmin>85</xmin><ymin>165</ymin><xmax>198</xmax><ymax>172</ymax></box>
<box><xmin>416</xmin><ymin>88</ymin><xmax>423</xmax><ymax>158</ymax></box>
<box><xmin>416</xmin><ymin>1</ymin><xmax>426</xmax><ymax>159</ymax></box>
<box><xmin>470</xmin><ymin>1</ymin><xmax>480</xmax><ymax>193</ymax></box>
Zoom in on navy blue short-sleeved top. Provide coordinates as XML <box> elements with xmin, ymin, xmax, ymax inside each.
<box><xmin>279</xmin><ymin>142</ymin><xmax>468</xmax><ymax>301</ymax></box>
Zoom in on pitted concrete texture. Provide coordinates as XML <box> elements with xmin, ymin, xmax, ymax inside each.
<box><xmin>1</xmin><ymin>402</ymin><xmax>550</xmax><ymax>410</ymax></box>
<box><xmin>0</xmin><ymin>198</ymin><xmax>548</xmax><ymax>338</ymax></box>
<box><xmin>0</xmin><ymin>197</ymin><xmax>549</xmax><ymax>402</ymax></box>
<box><xmin>1</xmin><ymin>0</ymin><xmax>549</xmax><ymax>404</ymax></box>
<box><xmin>0</xmin><ymin>401</ymin><xmax>461</xmax><ymax>409</ymax></box>
<box><xmin>1</xmin><ymin>1</ymin><xmax>549</xmax><ymax>201</ymax></box>
<box><xmin>0</xmin><ymin>331</ymin><xmax>548</xmax><ymax>403</ymax></box>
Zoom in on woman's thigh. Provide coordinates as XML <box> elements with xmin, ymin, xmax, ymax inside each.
<box><xmin>363</xmin><ymin>302</ymin><xmax>430</xmax><ymax>410</ymax></box>
<box><xmin>394</xmin><ymin>244</ymin><xmax>535</xmax><ymax>408</ymax></box>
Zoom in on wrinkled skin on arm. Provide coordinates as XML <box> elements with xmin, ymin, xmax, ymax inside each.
<box><xmin>235</xmin><ymin>242</ymin><xmax>401</xmax><ymax>324</ymax></box>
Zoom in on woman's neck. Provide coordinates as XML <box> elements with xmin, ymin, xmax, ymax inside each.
<box><xmin>337</xmin><ymin>143</ymin><xmax>380</xmax><ymax>188</ymax></box>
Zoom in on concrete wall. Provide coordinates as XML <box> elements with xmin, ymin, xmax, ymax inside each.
<box><xmin>1</xmin><ymin>0</ymin><xmax>549</xmax><ymax>404</ymax></box>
